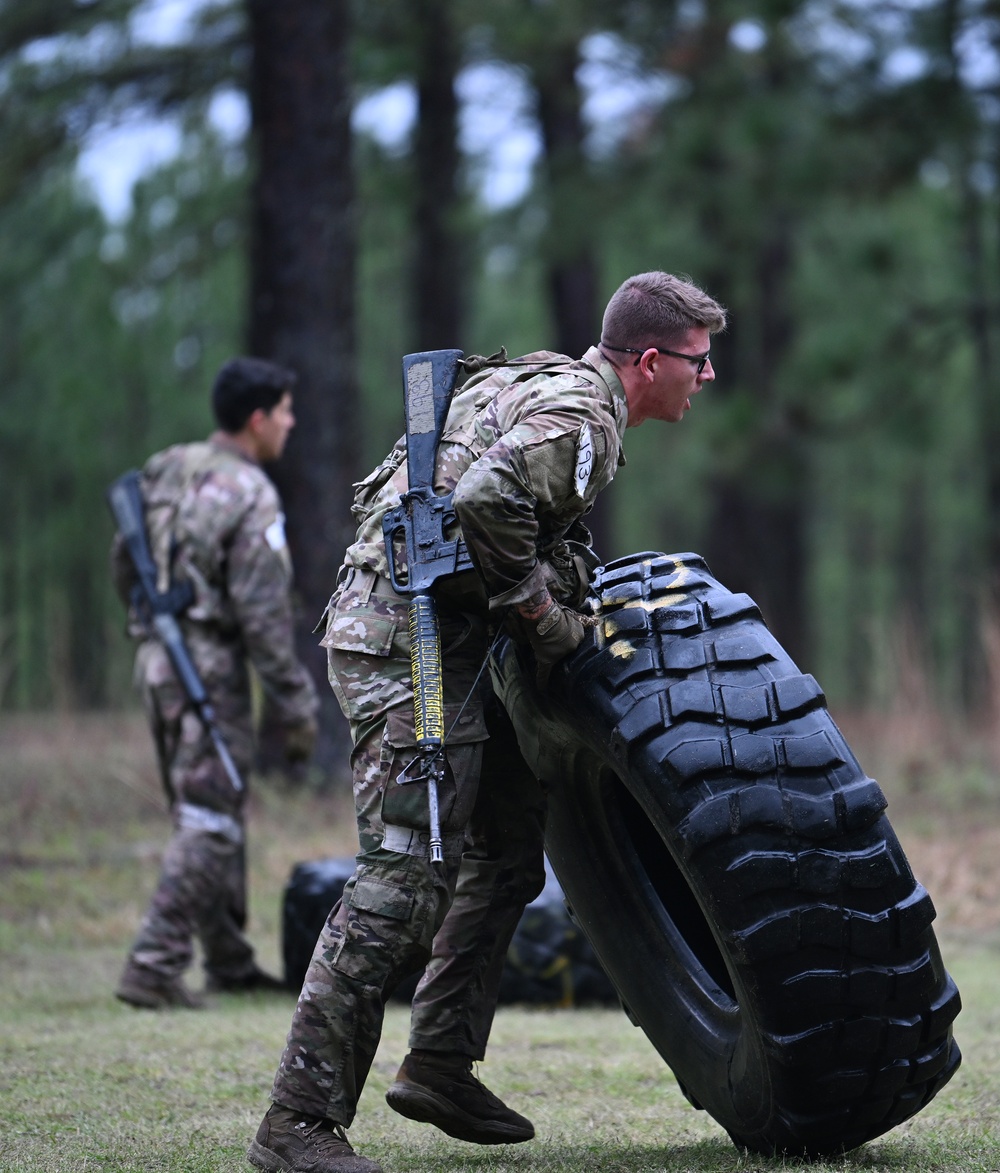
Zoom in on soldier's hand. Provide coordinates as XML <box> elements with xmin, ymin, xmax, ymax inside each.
<box><xmin>283</xmin><ymin>717</ymin><xmax>318</xmax><ymax>764</ymax></box>
<box><xmin>516</xmin><ymin>593</ymin><xmax>594</xmax><ymax>688</ymax></box>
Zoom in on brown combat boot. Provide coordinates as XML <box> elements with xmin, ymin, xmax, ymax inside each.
<box><xmin>385</xmin><ymin>1050</ymin><xmax>534</xmax><ymax>1145</ymax></box>
<box><xmin>247</xmin><ymin>1103</ymin><xmax>382</xmax><ymax>1173</ymax></box>
<box><xmin>115</xmin><ymin>961</ymin><xmax>204</xmax><ymax>1010</ymax></box>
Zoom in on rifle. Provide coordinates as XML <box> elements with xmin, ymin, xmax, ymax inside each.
<box><xmin>382</xmin><ymin>349</ymin><xmax>474</xmax><ymax>864</ymax></box>
<box><xmin>106</xmin><ymin>469</ymin><xmax>244</xmax><ymax>794</ymax></box>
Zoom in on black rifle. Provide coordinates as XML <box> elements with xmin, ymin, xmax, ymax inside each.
<box><xmin>383</xmin><ymin>349</ymin><xmax>474</xmax><ymax>863</ymax></box>
<box><xmin>106</xmin><ymin>469</ymin><xmax>244</xmax><ymax>794</ymax></box>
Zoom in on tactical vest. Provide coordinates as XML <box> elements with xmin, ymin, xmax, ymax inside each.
<box><xmin>342</xmin><ymin>350</ymin><xmax>621</xmax><ymax>583</ymax></box>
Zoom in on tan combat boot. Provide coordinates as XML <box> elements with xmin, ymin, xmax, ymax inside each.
<box><xmin>247</xmin><ymin>1104</ymin><xmax>382</xmax><ymax>1173</ymax></box>
<box><xmin>115</xmin><ymin>961</ymin><xmax>204</xmax><ymax>1010</ymax></box>
<box><xmin>385</xmin><ymin>1050</ymin><xmax>534</xmax><ymax>1144</ymax></box>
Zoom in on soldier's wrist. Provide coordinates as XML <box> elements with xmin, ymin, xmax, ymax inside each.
<box><xmin>516</xmin><ymin>591</ymin><xmax>555</xmax><ymax>622</ymax></box>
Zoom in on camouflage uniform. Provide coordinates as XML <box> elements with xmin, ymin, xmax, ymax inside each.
<box><xmin>270</xmin><ymin>348</ymin><xmax>627</xmax><ymax>1125</ymax></box>
<box><xmin>115</xmin><ymin>437</ymin><xmax>318</xmax><ymax>986</ymax></box>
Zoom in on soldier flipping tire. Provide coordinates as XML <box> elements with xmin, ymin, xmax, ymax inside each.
<box><xmin>490</xmin><ymin>550</ymin><xmax>961</xmax><ymax>1157</ymax></box>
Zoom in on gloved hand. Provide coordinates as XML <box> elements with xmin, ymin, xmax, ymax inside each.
<box><xmin>282</xmin><ymin>716</ymin><xmax>318</xmax><ymax>765</ymax></box>
<box><xmin>516</xmin><ymin>593</ymin><xmax>595</xmax><ymax>688</ymax></box>
<box><xmin>545</xmin><ymin>539</ymin><xmax>600</xmax><ymax>609</ymax></box>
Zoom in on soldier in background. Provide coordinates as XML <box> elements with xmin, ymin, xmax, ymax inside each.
<box><xmin>112</xmin><ymin>357</ymin><xmax>319</xmax><ymax>1010</ymax></box>
<box><xmin>247</xmin><ymin>272</ymin><xmax>727</xmax><ymax>1173</ymax></box>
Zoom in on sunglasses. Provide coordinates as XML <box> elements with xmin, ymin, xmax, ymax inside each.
<box><xmin>602</xmin><ymin>343</ymin><xmax>711</xmax><ymax>375</ymax></box>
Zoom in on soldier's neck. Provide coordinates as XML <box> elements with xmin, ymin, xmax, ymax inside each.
<box><xmin>209</xmin><ymin>429</ymin><xmax>261</xmax><ymax>465</ymax></box>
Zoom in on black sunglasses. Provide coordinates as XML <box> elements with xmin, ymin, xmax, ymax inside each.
<box><xmin>602</xmin><ymin>342</ymin><xmax>711</xmax><ymax>375</ymax></box>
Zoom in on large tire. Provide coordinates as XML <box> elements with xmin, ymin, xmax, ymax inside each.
<box><xmin>490</xmin><ymin>550</ymin><xmax>961</xmax><ymax>1156</ymax></box>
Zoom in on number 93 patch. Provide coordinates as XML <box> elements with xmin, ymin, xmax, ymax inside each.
<box><xmin>574</xmin><ymin>423</ymin><xmax>594</xmax><ymax>499</ymax></box>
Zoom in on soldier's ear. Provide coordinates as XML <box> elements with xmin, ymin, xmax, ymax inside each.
<box><xmin>637</xmin><ymin>349</ymin><xmax>659</xmax><ymax>381</ymax></box>
<box><xmin>246</xmin><ymin>406</ymin><xmax>269</xmax><ymax>434</ymax></box>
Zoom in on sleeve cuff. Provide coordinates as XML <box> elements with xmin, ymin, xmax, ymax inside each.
<box><xmin>487</xmin><ymin>561</ymin><xmax>552</xmax><ymax>613</ymax></box>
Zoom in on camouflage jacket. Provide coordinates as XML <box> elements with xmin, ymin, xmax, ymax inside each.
<box><xmin>111</xmin><ymin>438</ymin><xmax>317</xmax><ymax>726</ymax></box>
<box><xmin>343</xmin><ymin>347</ymin><xmax>628</xmax><ymax>609</ymax></box>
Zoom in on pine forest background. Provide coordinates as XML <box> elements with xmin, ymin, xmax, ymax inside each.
<box><xmin>4</xmin><ymin>0</ymin><xmax>1000</xmax><ymax>777</ymax></box>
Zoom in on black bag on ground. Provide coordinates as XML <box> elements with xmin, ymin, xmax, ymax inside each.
<box><xmin>281</xmin><ymin>855</ymin><xmax>618</xmax><ymax>1006</ymax></box>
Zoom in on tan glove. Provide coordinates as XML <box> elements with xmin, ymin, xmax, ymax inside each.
<box><xmin>517</xmin><ymin>594</ymin><xmax>594</xmax><ymax>688</ymax></box>
<box><xmin>282</xmin><ymin>717</ymin><xmax>318</xmax><ymax>764</ymax></box>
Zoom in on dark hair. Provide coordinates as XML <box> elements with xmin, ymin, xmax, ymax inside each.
<box><xmin>212</xmin><ymin>357</ymin><xmax>297</xmax><ymax>433</ymax></box>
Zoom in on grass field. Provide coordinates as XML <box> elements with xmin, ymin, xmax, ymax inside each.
<box><xmin>2</xmin><ymin>712</ymin><xmax>999</xmax><ymax>1172</ymax></box>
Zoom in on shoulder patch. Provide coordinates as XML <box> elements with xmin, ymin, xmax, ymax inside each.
<box><xmin>265</xmin><ymin>512</ymin><xmax>287</xmax><ymax>552</ymax></box>
<box><xmin>574</xmin><ymin>423</ymin><xmax>594</xmax><ymax>498</ymax></box>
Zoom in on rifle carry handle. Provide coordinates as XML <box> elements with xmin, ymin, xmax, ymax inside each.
<box><xmin>382</xmin><ymin>350</ymin><xmax>475</xmax><ymax>595</ymax></box>
<box><xmin>402</xmin><ymin>349</ymin><xmax>465</xmax><ymax>488</ymax></box>
<box><xmin>107</xmin><ymin>471</ymin><xmax>158</xmax><ymax>585</ymax></box>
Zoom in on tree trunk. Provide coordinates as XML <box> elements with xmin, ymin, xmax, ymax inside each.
<box><xmin>534</xmin><ymin>41</ymin><xmax>600</xmax><ymax>360</ymax></box>
<box><xmin>533</xmin><ymin>40</ymin><xmax>609</xmax><ymax>555</ymax></box>
<box><xmin>412</xmin><ymin>0</ymin><xmax>464</xmax><ymax>350</ymax></box>
<box><xmin>246</xmin><ymin>0</ymin><xmax>358</xmax><ymax>776</ymax></box>
<box><xmin>941</xmin><ymin>0</ymin><xmax>997</xmax><ymax>703</ymax></box>
<box><xmin>684</xmin><ymin>17</ymin><xmax>809</xmax><ymax>665</ymax></box>
<box><xmin>702</xmin><ymin>219</ymin><xmax>809</xmax><ymax>666</ymax></box>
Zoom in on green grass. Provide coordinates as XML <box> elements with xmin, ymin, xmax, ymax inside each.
<box><xmin>1</xmin><ymin>713</ymin><xmax>999</xmax><ymax>1172</ymax></box>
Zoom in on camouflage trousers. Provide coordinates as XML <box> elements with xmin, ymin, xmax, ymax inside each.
<box><xmin>125</xmin><ymin>638</ymin><xmax>259</xmax><ymax>984</ymax></box>
<box><xmin>270</xmin><ymin>568</ymin><xmax>546</xmax><ymax>1125</ymax></box>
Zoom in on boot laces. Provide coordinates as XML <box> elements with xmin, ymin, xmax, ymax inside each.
<box><xmin>446</xmin><ymin>1060</ymin><xmax>505</xmax><ymax>1110</ymax></box>
<box><xmin>294</xmin><ymin>1118</ymin><xmax>353</xmax><ymax>1152</ymax></box>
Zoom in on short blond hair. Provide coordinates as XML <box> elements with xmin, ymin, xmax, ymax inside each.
<box><xmin>601</xmin><ymin>271</ymin><xmax>727</xmax><ymax>351</ymax></box>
